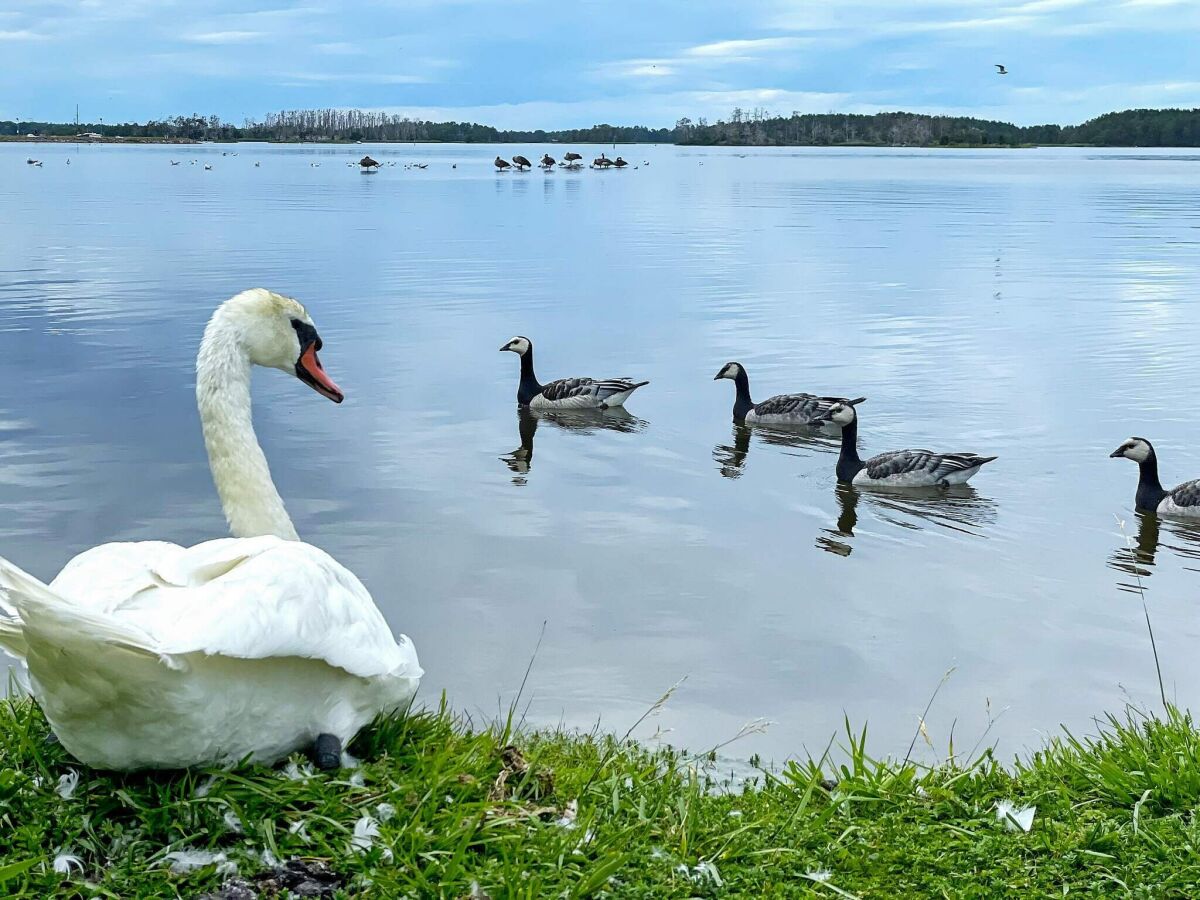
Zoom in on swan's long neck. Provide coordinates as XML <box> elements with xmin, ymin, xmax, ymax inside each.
<box><xmin>835</xmin><ymin>416</ymin><xmax>865</xmax><ymax>482</ymax></box>
<box><xmin>196</xmin><ymin>314</ymin><xmax>299</xmax><ymax>541</ymax></box>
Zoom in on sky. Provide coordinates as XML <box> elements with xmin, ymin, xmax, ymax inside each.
<box><xmin>2</xmin><ymin>0</ymin><xmax>1198</xmax><ymax>130</ymax></box>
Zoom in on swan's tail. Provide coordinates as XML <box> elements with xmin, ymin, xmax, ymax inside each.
<box><xmin>0</xmin><ymin>556</ymin><xmax>156</xmax><ymax>659</ymax></box>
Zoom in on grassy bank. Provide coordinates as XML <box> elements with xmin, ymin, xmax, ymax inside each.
<box><xmin>2</xmin><ymin>696</ymin><xmax>1199</xmax><ymax>897</ymax></box>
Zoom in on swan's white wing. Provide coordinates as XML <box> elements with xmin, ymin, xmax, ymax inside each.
<box><xmin>50</xmin><ymin>536</ymin><xmax>417</xmax><ymax>680</ymax></box>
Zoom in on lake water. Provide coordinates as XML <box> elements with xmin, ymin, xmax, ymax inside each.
<box><xmin>3</xmin><ymin>140</ymin><xmax>1200</xmax><ymax>766</ymax></box>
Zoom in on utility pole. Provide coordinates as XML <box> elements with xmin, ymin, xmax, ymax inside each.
<box><xmin>75</xmin><ymin>104</ymin><xmax>79</xmax><ymax>128</ymax></box>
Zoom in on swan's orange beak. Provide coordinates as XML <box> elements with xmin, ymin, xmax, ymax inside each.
<box><xmin>296</xmin><ymin>343</ymin><xmax>344</xmax><ymax>403</ymax></box>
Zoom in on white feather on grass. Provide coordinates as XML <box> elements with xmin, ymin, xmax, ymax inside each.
<box><xmin>163</xmin><ymin>849</ymin><xmax>237</xmax><ymax>876</ymax></box>
<box><xmin>222</xmin><ymin>809</ymin><xmax>243</xmax><ymax>833</ymax></box>
<box><xmin>995</xmin><ymin>800</ymin><xmax>1036</xmax><ymax>832</ymax></box>
<box><xmin>52</xmin><ymin>852</ymin><xmax>83</xmax><ymax>876</ymax></box>
<box><xmin>350</xmin><ymin>815</ymin><xmax>392</xmax><ymax>860</ymax></box>
<box><xmin>56</xmin><ymin>770</ymin><xmax>80</xmax><ymax>800</ymax></box>
<box><xmin>376</xmin><ymin>802</ymin><xmax>397</xmax><ymax>822</ymax></box>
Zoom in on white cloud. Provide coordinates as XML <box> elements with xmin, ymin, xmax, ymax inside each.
<box><xmin>183</xmin><ymin>30</ymin><xmax>265</xmax><ymax>44</ymax></box>
<box><xmin>685</xmin><ymin>37</ymin><xmax>809</xmax><ymax>58</ymax></box>
<box><xmin>0</xmin><ymin>29</ymin><xmax>45</xmax><ymax>41</ymax></box>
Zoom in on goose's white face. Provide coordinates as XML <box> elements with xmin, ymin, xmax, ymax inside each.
<box><xmin>1111</xmin><ymin>437</ymin><xmax>1151</xmax><ymax>463</ymax></box>
<box><xmin>500</xmin><ymin>336</ymin><xmax>532</xmax><ymax>356</ymax></box>
<box><xmin>229</xmin><ymin>289</ymin><xmax>343</xmax><ymax>403</ymax></box>
<box><xmin>714</xmin><ymin>362</ymin><xmax>743</xmax><ymax>381</ymax></box>
<box><xmin>828</xmin><ymin>403</ymin><xmax>857</xmax><ymax>426</ymax></box>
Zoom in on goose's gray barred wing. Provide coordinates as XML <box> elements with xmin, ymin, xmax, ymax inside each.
<box><xmin>1169</xmin><ymin>479</ymin><xmax>1200</xmax><ymax>508</ymax></box>
<box><xmin>541</xmin><ymin>377</ymin><xmax>645</xmax><ymax>402</ymax></box>
<box><xmin>540</xmin><ymin>377</ymin><xmax>598</xmax><ymax>401</ymax></box>
<box><xmin>752</xmin><ymin>393</ymin><xmax>844</xmax><ymax>420</ymax></box>
<box><xmin>864</xmin><ymin>450</ymin><xmax>994</xmax><ymax>481</ymax></box>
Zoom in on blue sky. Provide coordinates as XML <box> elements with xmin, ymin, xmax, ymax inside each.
<box><xmin>2</xmin><ymin>0</ymin><xmax>1197</xmax><ymax>129</ymax></box>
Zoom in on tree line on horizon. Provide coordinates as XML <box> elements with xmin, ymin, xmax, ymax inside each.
<box><xmin>4</xmin><ymin>107</ymin><xmax>1200</xmax><ymax>147</ymax></box>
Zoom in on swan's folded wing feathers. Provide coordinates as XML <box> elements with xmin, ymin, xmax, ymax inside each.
<box><xmin>132</xmin><ymin>538</ymin><xmax>415</xmax><ymax>680</ymax></box>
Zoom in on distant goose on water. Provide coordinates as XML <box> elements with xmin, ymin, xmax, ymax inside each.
<box><xmin>563</xmin><ymin>152</ymin><xmax>582</xmax><ymax>163</ymax></box>
<box><xmin>995</xmin><ymin>64</ymin><xmax>1008</xmax><ymax>74</ymax></box>
<box><xmin>170</xmin><ymin>160</ymin><xmax>181</xmax><ymax>166</ymax></box>
<box><xmin>495</xmin><ymin>156</ymin><xmax>512</xmax><ymax>171</ymax></box>
<box><xmin>26</xmin><ymin>158</ymin><xmax>39</xmax><ymax>165</ymax></box>
<box><xmin>204</xmin><ymin>164</ymin><xmax>213</xmax><ymax>170</ymax></box>
<box><xmin>1111</xmin><ymin>437</ymin><xmax>1200</xmax><ymax>516</ymax></box>
<box><xmin>359</xmin><ymin>155</ymin><xmax>380</xmax><ymax>169</ymax></box>
<box><xmin>714</xmin><ymin>362</ymin><xmax>864</xmax><ymax>427</ymax></box>
<box><xmin>613</xmin><ymin>156</ymin><xmax>628</xmax><ymax>168</ymax></box>
<box><xmin>810</xmin><ymin>402</ymin><xmax>996</xmax><ymax>487</ymax></box>
<box><xmin>500</xmin><ymin>336</ymin><xmax>649</xmax><ymax>410</ymax></box>
<box><xmin>512</xmin><ymin>155</ymin><xmax>532</xmax><ymax>170</ymax></box>
<box><xmin>541</xmin><ymin>154</ymin><xmax>555</xmax><ymax>168</ymax></box>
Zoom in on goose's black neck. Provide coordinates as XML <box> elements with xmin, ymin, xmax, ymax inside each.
<box><xmin>835</xmin><ymin>416</ymin><xmax>865</xmax><ymax>482</ymax></box>
<box><xmin>731</xmin><ymin>370</ymin><xmax>755</xmax><ymax>420</ymax></box>
<box><xmin>517</xmin><ymin>349</ymin><xmax>542</xmax><ymax>406</ymax></box>
<box><xmin>1135</xmin><ymin>448</ymin><xmax>1167</xmax><ymax>511</ymax></box>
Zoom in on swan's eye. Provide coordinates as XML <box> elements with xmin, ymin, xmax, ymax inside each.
<box><xmin>291</xmin><ymin>319</ymin><xmax>321</xmax><ymax>352</ymax></box>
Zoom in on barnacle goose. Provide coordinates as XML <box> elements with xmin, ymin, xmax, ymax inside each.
<box><xmin>714</xmin><ymin>362</ymin><xmax>864</xmax><ymax>427</ymax></box>
<box><xmin>499</xmin><ymin>336</ymin><xmax>648</xmax><ymax>410</ymax></box>
<box><xmin>811</xmin><ymin>401</ymin><xmax>996</xmax><ymax>487</ymax></box>
<box><xmin>1110</xmin><ymin>437</ymin><xmax>1200</xmax><ymax>517</ymax></box>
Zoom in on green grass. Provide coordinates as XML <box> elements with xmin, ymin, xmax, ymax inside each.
<box><xmin>4</xmin><ymin>695</ymin><xmax>1200</xmax><ymax>897</ymax></box>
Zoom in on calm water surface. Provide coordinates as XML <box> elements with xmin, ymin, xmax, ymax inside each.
<box><xmin>3</xmin><ymin>141</ymin><xmax>1200</xmax><ymax>764</ymax></box>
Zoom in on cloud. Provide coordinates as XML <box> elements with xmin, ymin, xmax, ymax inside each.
<box><xmin>685</xmin><ymin>37</ymin><xmax>809</xmax><ymax>58</ymax></box>
<box><xmin>183</xmin><ymin>31</ymin><xmax>266</xmax><ymax>44</ymax></box>
<box><xmin>0</xmin><ymin>29</ymin><xmax>45</xmax><ymax>41</ymax></box>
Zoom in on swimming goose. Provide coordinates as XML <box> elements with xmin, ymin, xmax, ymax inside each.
<box><xmin>811</xmin><ymin>401</ymin><xmax>996</xmax><ymax>487</ymax></box>
<box><xmin>170</xmin><ymin>160</ymin><xmax>181</xmax><ymax>166</ymax></box>
<box><xmin>499</xmin><ymin>336</ymin><xmax>648</xmax><ymax>409</ymax></box>
<box><xmin>204</xmin><ymin>164</ymin><xmax>213</xmax><ymax>170</ymax></box>
<box><xmin>1110</xmin><ymin>437</ymin><xmax>1200</xmax><ymax>516</ymax></box>
<box><xmin>0</xmin><ymin>289</ymin><xmax>421</xmax><ymax>771</ymax></box>
<box><xmin>714</xmin><ymin>362</ymin><xmax>864</xmax><ymax>426</ymax></box>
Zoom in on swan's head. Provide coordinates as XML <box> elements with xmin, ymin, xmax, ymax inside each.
<box><xmin>218</xmin><ymin>289</ymin><xmax>344</xmax><ymax>403</ymax></box>
<box><xmin>1111</xmin><ymin>436</ymin><xmax>1153</xmax><ymax>463</ymax></box>
<box><xmin>714</xmin><ymin>361</ymin><xmax>744</xmax><ymax>381</ymax></box>
<box><xmin>500</xmin><ymin>336</ymin><xmax>532</xmax><ymax>356</ymax></box>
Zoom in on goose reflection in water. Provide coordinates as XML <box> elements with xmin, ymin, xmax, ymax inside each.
<box><xmin>712</xmin><ymin>423</ymin><xmax>839</xmax><ymax>480</ymax></box>
<box><xmin>501</xmin><ymin>407</ymin><xmax>647</xmax><ymax>484</ymax></box>
<box><xmin>1108</xmin><ymin>511</ymin><xmax>1200</xmax><ymax>593</ymax></box>
<box><xmin>816</xmin><ymin>483</ymin><xmax>998</xmax><ymax>556</ymax></box>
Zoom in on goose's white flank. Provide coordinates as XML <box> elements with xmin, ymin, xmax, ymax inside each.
<box><xmin>714</xmin><ymin>362</ymin><xmax>864</xmax><ymax>426</ymax></box>
<box><xmin>500</xmin><ymin>336</ymin><xmax>649</xmax><ymax>410</ymax></box>
<box><xmin>811</xmin><ymin>401</ymin><xmax>997</xmax><ymax>488</ymax></box>
<box><xmin>1110</xmin><ymin>437</ymin><xmax>1200</xmax><ymax>517</ymax></box>
<box><xmin>0</xmin><ymin>289</ymin><xmax>421</xmax><ymax>771</ymax></box>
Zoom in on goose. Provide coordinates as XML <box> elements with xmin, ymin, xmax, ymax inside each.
<box><xmin>540</xmin><ymin>154</ymin><xmax>555</xmax><ymax>168</ymax></box>
<box><xmin>26</xmin><ymin>158</ymin><xmax>39</xmax><ymax>165</ymax></box>
<box><xmin>499</xmin><ymin>336</ymin><xmax>648</xmax><ymax>410</ymax></box>
<box><xmin>170</xmin><ymin>160</ymin><xmax>181</xmax><ymax>166</ymax></box>
<box><xmin>512</xmin><ymin>155</ymin><xmax>532</xmax><ymax>171</ymax></box>
<box><xmin>413</xmin><ymin>162</ymin><xmax>428</xmax><ymax>170</ymax></box>
<box><xmin>204</xmin><ymin>164</ymin><xmax>213</xmax><ymax>171</ymax></box>
<box><xmin>255</xmin><ymin>161</ymin><xmax>261</xmax><ymax>167</ymax></box>
<box><xmin>714</xmin><ymin>362</ymin><xmax>863</xmax><ymax>427</ymax></box>
<box><xmin>359</xmin><ymin>155</ymin><xmax>380</xmax><ymax>169</ymax></box>
<box><xmin>563</xmin><ymin>152</ymin><xmax>582</xmax><ymax>163</ymax></box>
<box><xmin>0</xmin><ymin>289</ymin><xmax>421</xmax><ymax>771</ymax></box>
<box><xmin>494</xmin><ymin>156</ymin><xmax>512</xmax><ymax>172</ymax></box>
<box><xmin>810</xmin><ymin>401</ymin><xmax>996</xmax><ymax>487</ymax></box>
<box><xmin>613</xmin><ymin>157</ymin><xmax>628</xmax><ymax>168</ymax></box>
<box><xmin>1110</xmin><ymin>437</ymin><xmax>1200</xmax><ymax>516</ymax></box>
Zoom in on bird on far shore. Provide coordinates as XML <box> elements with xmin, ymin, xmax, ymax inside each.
<box><xmin>995</xmin><ymin>64</ymin><xmax>1008</xmax><ymax>75</ymax></box>
<box><xmin>494</xmin><ymin>156</ymin><xmax>512</xmax><ymax>171</ymax></box>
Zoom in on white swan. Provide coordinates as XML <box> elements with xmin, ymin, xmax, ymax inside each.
<box><xmin>0</xmin><ymin>289</ymin><xmax>421</xmax><ymax>771</ymax></box>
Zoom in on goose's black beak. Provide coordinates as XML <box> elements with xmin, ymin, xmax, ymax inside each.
<box><xmin>499</xmin><ymin>343</ymin><xmax>512</xmax><ymax>352</ymax></box>
<box><xmin>848</xmin><ymin>397</ymin><xmax>867</xmax><ymax>407</ymax></box>
<box><xmin>1109</xmin><ymin>448</ymin><xmax>1124</xmax><ymax>458</ymax></box>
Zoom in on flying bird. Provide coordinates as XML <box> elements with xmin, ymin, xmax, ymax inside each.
<box><xmin>995</xmin><ymin>64</ymin><xmax>1007</xmax><ymax>75</ymax></box>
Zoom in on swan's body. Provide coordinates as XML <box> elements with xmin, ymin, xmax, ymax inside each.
<box><xmin>500</xmin><ymin>336</ymin><xmax>648</xmax><ymax>410</ymax></box>
<box><xmin>1111</xmin><ymin>437</ymin><xmax>1200</xmax><ymax>517</ymax></box>
<box><xmin>813</xmin><ymin>402</ymin><xmax>996</xmax><ymax>488</ymax></box>
<box><xmin>714</xmin><ymin>362</ymin><xmax>863</xmax><ymax>427</ymax></box>
<box><xmin>0</xmin><ymin>289</ymin><xmax>421</xmax><ymax>771</ymax></box>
